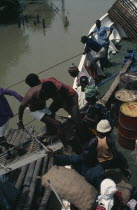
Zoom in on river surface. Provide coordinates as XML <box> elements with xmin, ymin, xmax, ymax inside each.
<box><xmin>0</xmin><ymin>0</ymin><xmax>115</xmax><ymax>129</ymax></box>
<box><xmin>1</xmin><ymin>0</ymin><xmax>137</xmax><ymax>187</ymax></box>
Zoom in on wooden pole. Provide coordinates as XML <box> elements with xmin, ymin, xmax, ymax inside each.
<box><xmin>62</xmin><ymin>0</ymin><xmax>65</xmax><ymax>11</ymax></box>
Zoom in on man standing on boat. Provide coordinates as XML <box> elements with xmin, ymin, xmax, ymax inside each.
<box><xmin>80</xmin><ymin>36</ymin><xmax>106</xmax><ymax>72</ymax></box>
<box><xmin>88</xmin><ymin>19</ymin><xmax>113</xmax><ymax>67</ymax></box>
<box><xmin>18</xmin><ymin>75</ymin><xmax>87</xmax><ymax>144</ymax></box>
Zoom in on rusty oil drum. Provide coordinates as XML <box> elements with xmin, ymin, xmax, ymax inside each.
<box><xmin>118</xmin><ymin>101</ymin><xmax>137</xmax><ymax>150</ymax></box>
<box><xmin>114</xmin><ymin>89</ymin><xmax>137</xmax><ymax>125</ymax></box>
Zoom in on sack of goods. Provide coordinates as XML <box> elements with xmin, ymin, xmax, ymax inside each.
<box><xmin>105</xmin><ymin>169</ymin><xmax>132</xmax><ymax>205</ymax></box>
<box><xmin>42</xmin><ymin>166</ymin><xmax>97</xmax><ymax>210</ymax></box>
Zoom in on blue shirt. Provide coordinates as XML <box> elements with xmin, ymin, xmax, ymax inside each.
<box><xmin>87</xmin><ymin>103</ymin><xmax>114</xmax><ymax>127</ymax></box>
<box><xmin>0</xmin><ymin>88</ymin><xmax>23</xmax><ymax>126</ymax></box>
<box><xmin>85</xmin><ymin>38</ymin><xmax>102</xmax><ymax>53</ymax></box>
<box><xmin>54</xmin><ymin>154</ymin><xmax>105</xmax><ymax>190</ymax></box>
<box><xmin>93</xmin><ymin>26</ymin><xmax>110</xmax><ymax>46</ymax></box>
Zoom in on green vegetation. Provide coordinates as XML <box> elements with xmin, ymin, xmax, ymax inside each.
<box><xmin>0</xmin><ymin>0</ymin><xmax>20</xmax><ymax>23</ymax></box>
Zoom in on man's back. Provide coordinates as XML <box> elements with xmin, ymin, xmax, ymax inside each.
<box><xmin>41</xmin><ymin>77</ymin><xmax>76</xmax><ymax>97</ymax></box>
<box><xmin>22</xmin><ymin>85</ymin><xmax>46</xmax><ymax>111</ymax></box>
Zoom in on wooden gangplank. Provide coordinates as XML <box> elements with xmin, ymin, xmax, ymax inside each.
<box><xmin>102</xmin><ymin>59</ymin><xmax>133</xmax><ymax>104</ymax></box>
<box><xmin>0</xmin><ymin>129</ymin><xmax>63</xmax><ymax>176</ymax></box>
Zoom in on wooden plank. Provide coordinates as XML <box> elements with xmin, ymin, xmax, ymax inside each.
<box><xmin>32</xmin><ymin>156</ymin><xmax>49</xmax><ymax>207</ymax></box>
<box><xmin>15</xmin><ymin>164</ymin><xmax>29</xmax><ymax>190</ymax></box>
<box><xmin>15</xmin><ymin>161</ymin><xmax>36</xmax><ymax>210</ymax></box>
<box><xmin>23</xmin><ymin>158</ymin><xmax>43</xmax><ymax>210</ymax></box>
<box><xmin>0</xmin><ymin>141</ymin><xmax>63</xmax><ymax>175</ymax></box>
<box><xmin>38</xmin><ymin>157</ymin><xmax>53</xmax><ymax>210</ymax></box>
<box><xmin>102</xmin><ymin>59</ymin><xmax>133</xmax><ymax>104</ymax></box>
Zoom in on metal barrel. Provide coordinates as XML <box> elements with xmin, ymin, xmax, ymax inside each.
<box><xmin>119</xmin><ymin>72</ymin><xmax>137</xmax><ymax>90</ymax></box>
<box><xmin>118</xmin><ymin>101</ymin><xmax>137</xmax><ymax>150</ymax></box>
<box><xmin>114</xmin><ymin>89</ymin><xmax>137</xmax><ymax>125</ymax></box>
<box><xmin>118</xmin><ymin>134</ymin><xmax>136</xmax><ymax>150</ymax></box>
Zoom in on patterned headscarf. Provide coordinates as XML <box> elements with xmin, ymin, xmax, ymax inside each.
<box><xmin>85</xmin><ymin>85</ymin><xmax>98</xmax><ymax>98</ymax></box>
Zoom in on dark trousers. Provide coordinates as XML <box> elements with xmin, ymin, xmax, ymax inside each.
<box><xmin>100</xmin><ymin>43</ymin><xmax>110</xmax><ymax>68</ymax></box>
<box><xmin>100</xmin><ymin>158</ymin><xmax>127</xmax><ymax>170</ymax></box>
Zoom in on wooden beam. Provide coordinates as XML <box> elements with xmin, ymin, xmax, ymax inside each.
<box><xmin>101</xmin><ymin>59</ymin><xmax>133</xmax><ymax>104</ymax></box>
<box><xmin>0</xmin><ymin>141</ymin><xmax>63</xmax><ymax>176</ymax></box>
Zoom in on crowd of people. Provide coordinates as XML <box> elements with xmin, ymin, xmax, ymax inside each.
<box><xmin>0</xmin><ymin>19</ymin><xmax>136</xmax><ymax>210</ymax></box>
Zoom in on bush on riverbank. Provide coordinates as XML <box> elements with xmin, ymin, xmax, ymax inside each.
<box><xmin>0</xmin><ymin>0</ymin><xmax>20</xmax><ymax>24</ymax></box>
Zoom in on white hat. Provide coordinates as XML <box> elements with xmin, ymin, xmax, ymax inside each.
<box><xmin>97</xmin><ymin>119</ymin><xmax>111</xmax><ymax>133</ymax></box>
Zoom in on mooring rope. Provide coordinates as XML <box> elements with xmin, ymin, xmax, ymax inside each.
<box><xmin>6</xmin><ymin>52</ymin><xmax>82</xmax><ymax>89</ymax></box>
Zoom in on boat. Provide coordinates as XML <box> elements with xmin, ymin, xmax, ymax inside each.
<box><xmin>74</xmin><ymin>0</ymin><xmax>137</xmax><ymax>149</ymax></box>
<box><xmin>1</xmin><ymin>0</ymin><xmax>137</xmax><ymax>209</ymax></box>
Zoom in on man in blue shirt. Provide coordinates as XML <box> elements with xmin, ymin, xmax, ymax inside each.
<box><xmin>81</xmin><ymin>36</ymin><xmax>106</xmax><ymax>72</ymax></box>
<box><xmin>54</xmin><ymin>146</ymin><xmax>105</xmax><ymax>190</ymax></box>
<box><xmin>88</xmin><ymin>19</ymin><xmax>113</xmax><ymax>67</ymax></box>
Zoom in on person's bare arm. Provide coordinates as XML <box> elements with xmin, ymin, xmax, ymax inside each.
<box><xmin>18</xmin><ymin>92</ymin><xmax>32</xmax><ymax>129</ymax></box>
<box><xmin>107</xmin><ymin>27</ymin><xmax>113</xmax><ymax>39</ymax></box>
<box><xmin>87</xmin><ymin>31</ymin><xmax>94</xmax><ymax>37</ymax></box>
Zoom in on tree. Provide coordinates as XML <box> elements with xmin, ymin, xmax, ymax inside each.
<box><xmin>0</xmin><ymin>0</ymin><xmax>20</xmax><ymax>23</ymax></box>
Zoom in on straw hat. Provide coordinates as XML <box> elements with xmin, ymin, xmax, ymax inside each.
<box><xmin>68</xmin><ymin>63</ymin><xmax>79</xmax><ymax>73</ymax></box>
<box><xmin>97</xmin><ymin>119</ymin><xmax>111</xmax><ymax>133</ymax></box>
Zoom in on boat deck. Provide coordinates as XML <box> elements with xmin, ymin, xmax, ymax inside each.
<box><xmin>97</xmin><ymin>39</ymin><xmax>136</xmax><ymax>97</ymax></box>
<box><xmin>1</xmin><ymin>127</ymin><xmax>62</xmax><ymax>210</ymax></box>
<box><xmin>97</xmin><ymin>39</ymin><xmax>137</xmax><ymax>187</ymax></box>
<box><xmin>1</xmin><ymin>39</ymin><xmax>137</xmax><ymax>209</ymax></box>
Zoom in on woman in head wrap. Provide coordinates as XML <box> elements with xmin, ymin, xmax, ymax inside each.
<box><xmin>95</xmin><ymin>178</ymin><xmax>123</xmax><ymax>210</ymax></box>
<box><xmin>84</xmin><ymin>85</ymin><xmax>113</xmax><ymax>129</ymax></box>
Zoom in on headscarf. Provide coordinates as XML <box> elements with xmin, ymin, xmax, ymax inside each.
<box><xmin>85</xmin><ymin>85</ymin><xmax>98</xmax><ymax>98</ymax></box>
<box><xmin>97</xmin><ymin>178</ymin><xmax>118</xmax><ymax>210</ymax></box>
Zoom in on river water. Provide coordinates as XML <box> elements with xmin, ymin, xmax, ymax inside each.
<box><xmin>1</xmin><ymin>0</ymin><xmax>137</xmax><ymax>187</ymax></box>
<box><xmin>0</xmin><ymin>0</ymin><xmax>137</xmax><ymax>188</ymax></box>
<box><xmin>0</xmin><ymin>0</ymin><xmax>115</xmax><ymax>128</ymax></box>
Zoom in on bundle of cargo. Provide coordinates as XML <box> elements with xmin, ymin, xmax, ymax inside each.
<box><xmin>42</xmin><ymin>166</ymin><xmax>97</xmax><ymax>210</ymax></box>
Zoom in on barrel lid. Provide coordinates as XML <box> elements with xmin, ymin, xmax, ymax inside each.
<box><xmin>115</xmin><ymin>89</ymin><xmax>137</xmax><ymax>102</ymax></box>
<box><xmin>120</xmin><ymin>101</ymin><xmax>137</xmax><ymax>117</ymax></box>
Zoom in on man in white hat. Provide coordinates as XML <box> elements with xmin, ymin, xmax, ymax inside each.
<box><xmin>88</xmin><ymin>120</ymin><xmax>130</xmax><ymax>179</ymax></box>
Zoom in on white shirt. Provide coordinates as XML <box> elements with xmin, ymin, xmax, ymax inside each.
<box><xmin>76</xmin><ymin>86</ymin><xmax>87</xmax><ymax>109</ymax></box>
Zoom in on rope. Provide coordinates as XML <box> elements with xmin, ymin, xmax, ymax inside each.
<box><xmin>97</xmin><ymin>71</ymin><xmax>119</xmax><ymax>87</ymax></box>
<box><xmin>6</xmin><ymin>52</ymin><xmax>82</xmax><ymax>89</ymax></box>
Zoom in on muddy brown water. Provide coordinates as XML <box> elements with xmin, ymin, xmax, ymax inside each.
<box><xmin>1</xmin><ymin>0</ymin><xmax>137</xmax><ymax>187</ymax></box>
